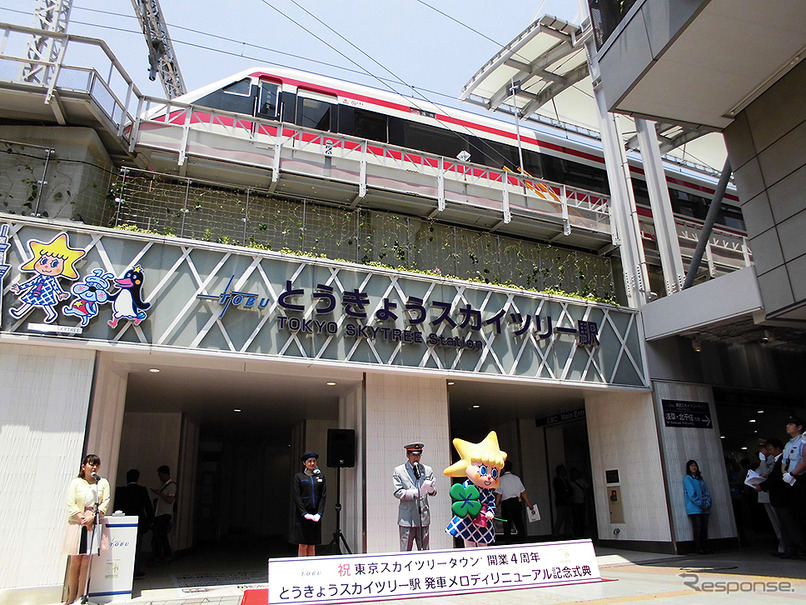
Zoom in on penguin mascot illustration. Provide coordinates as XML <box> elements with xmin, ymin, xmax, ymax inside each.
<box><xmin>108</xmin><ymin>265</ymin><xmax>151</xmax><ymax>328</ymax></box>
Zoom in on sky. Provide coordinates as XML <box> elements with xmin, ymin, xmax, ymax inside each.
<box><xmin>0</xmin><ymin>1</ymin><xmax>726</xmax><ymax>171</ymax></box>
<box><xmin>0</xmin><ymin>1</ymin><xmax>583</xmax><ymax>108</ymax></box>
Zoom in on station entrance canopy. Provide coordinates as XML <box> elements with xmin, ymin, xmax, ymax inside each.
<box><xmin>459</xmin><ymin>15</ymin><xmax>723</xmax><ymax>172</ymax></box>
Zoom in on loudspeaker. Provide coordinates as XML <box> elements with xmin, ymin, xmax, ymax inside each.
<box><xmin>327</xmin><ymin>428</ymin><xmax>356</xmax><ymax>468</ymax></box>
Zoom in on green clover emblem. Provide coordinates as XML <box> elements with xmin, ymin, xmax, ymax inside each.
<box><xmin>450</xmin><ymin>482</ymin><xmax>481</xmax><ymax>517</ymax></box>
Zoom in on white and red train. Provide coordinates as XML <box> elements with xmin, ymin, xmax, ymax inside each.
<box><xmin>167</xmin><ymin>66</ymin><xmax>745</xmax><ymax>236</ymax></box>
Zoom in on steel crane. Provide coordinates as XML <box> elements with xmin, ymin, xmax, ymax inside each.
<box><xmin>22</xmin><ymin>0</ymin><xmax>186</xmax><ymax>98</ymax></box>
<box><xmin>129</xmin><ymin>0</ymin><xmax>187</xmax><ymax>98</ymax></box>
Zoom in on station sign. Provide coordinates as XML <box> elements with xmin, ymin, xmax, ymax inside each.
<box><xmin>0</xmin><ymin>220</ymin><xmax>648</xmax><ymax>388</ymax></box>
<box><xmin>661</xmin><ymin>400</ymin><xmax>713</xmax><ymax>429</ymax></box>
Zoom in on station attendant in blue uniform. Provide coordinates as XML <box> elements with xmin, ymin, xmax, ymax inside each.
<box><xmin>292</xmin><ymin>451</ymin><xmax>326</xmax><ymax>556</ymax></box>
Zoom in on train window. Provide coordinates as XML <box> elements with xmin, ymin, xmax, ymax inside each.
<box><xmin>256</xmin><ymin>82</ymin><xmax>279</xmax><ymax>119</ymax></box>
<box><xmin>223</xmin><ymin>78</ymin><xmax>251</xmax><ymax>96</ymax></box>
<box><xmin>353</xmin><ymin>108</ymin><xmax>387</xmax><ymax>143</ymax></box>
<box><xmin>299</xmin><ymin>98</ymin><xmax>332</xmax><ymax>131</ymax></box>
<box><xmin>542</xmin><ymin>155</ymin><xmax>609</xmax><ymax>193</ymax></box>
<box><xmin>403</xmin><ymin>122</ymin><xmax>464</xmax><ymax>158</ymax></box>
<box><xmin>717</xmin><ymin>206</ymin><xmax>746</xmax><ymax>231</ymax></box>
<box><xmin>632</xmin><ymin>180</ymin><xmax>650</xmax><ymax>207</ymax></box>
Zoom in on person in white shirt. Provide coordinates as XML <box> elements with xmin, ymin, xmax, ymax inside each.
<box><xmin>495</xmin><ymin>460</ymin><xmax>535</xmax><ymax>543</ymax></box>
<box><xmin>149</xmin><ymin>465</ymin><xmax>176</xmax><ymax>564</ymax></box>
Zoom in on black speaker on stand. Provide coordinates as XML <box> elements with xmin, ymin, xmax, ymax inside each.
<box><xmin>326</xmin><ymin>428</ymin><xmax>354</xmax><ymax>554</ymax></box>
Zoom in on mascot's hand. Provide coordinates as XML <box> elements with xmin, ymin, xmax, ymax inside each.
<box><xmin>484</xmin><ymin>510</ymin><xmax>494</xmax><ymax>520</ymax></box>
<box><xmin>422</xmin><ymin>479</ymin><xmax>436</xmax><ymax>495</ymax></box>
<box><xmin>450</xmin><ymin>483</ymin><xmax>481</xmax><ymax>517</ymax></box>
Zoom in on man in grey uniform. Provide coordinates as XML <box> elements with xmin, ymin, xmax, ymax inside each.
<box><xmin>393</xmin><ymin>442</ymin><xmax>437</xmax><ymax>550</ymax></box>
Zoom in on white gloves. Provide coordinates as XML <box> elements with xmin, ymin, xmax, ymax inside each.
<box><xmin>422</xmin><ymin>479</ymin><xmax>436</xmax><ymax>495</ymax></box>
<box><xmin>484</xmin><ymin>510</ymin><xmax>494</xmax><ymax>520</ymax></box>
<box><xmin>759</xmin><ymin>452</ymin><xmax>766</xmax><ymax>461</ymax></box>
<box><xmin>304</xmin><ymin>513</ymin><xmax>322</xmax><ymax>522</ymax></box>
<box><xmin>783</xmin><ymin>472</ymin><xmax>796</xmax><ymax>486</ymax></box>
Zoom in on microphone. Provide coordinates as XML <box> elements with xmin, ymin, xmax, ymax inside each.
<box><xmin>413</xmin><ymin>462</ymin><xmax>421</xmax><ymax>479</ymax></box>
<box><xmin>91</xmin><ymin>472</ymin><xmax>101</xmax><ymax>481</ymax></box>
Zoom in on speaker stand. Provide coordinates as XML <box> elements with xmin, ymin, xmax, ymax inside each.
<box><xmin>326</xmin><ymin>467</ymin><xmax>352</xmax><ymax>554</ymax></box>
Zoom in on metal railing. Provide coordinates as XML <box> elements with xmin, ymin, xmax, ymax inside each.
<box><xmin>134</xmin><ymin>96</ymin><xmax>613</xmax><ymax>237</ymax></box>
<box><xmin>0</xmin><ymin>22</ymin><xmax>141</xmax><ymax>138</ymax></box>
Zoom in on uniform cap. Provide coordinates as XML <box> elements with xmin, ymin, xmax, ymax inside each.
<box><xmin>301</xmin><ymin>451</ymin><xmax>319</xmax><ymax>461</ymax></box>
<box><xmin>404</xmin><ymin>443</ymin><xmax>424</xmax><ymax>454</ymax></box>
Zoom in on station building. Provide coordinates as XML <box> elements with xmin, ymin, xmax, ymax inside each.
<box><xmin>0</xmin><ymin>3</ymin><xmax>804</xmax><ymax>602</ymax></box>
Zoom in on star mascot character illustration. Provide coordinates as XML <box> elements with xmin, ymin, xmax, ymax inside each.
<box><xmin>444</xmin><ymin>431</ymin><xmax>507</xmax><ymax>547</ymax></box>
<box><xmin>9</xmin><ymin>232</ymin><xmax>86</xmax><ymax>323</ymax></box>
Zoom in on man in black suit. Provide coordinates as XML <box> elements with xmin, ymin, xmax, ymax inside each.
<box><xmin>758</xmin><ymin>438</ymin><xmax>805</xmax><ymax>559</ymax></box>
<box><xmin>114</xmin><ymin>469</ymin><xmax>153</xmax><ymax>576</ymax></box>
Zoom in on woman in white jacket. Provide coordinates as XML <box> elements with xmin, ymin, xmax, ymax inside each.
<box><xmin>61</xmin><ymin>454</ymin><xmax>110</xmax><ymax>604</ymax></box>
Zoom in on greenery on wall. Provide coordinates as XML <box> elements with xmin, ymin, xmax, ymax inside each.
<box><xmin>108</xmin><ymin>172</ymin><xmax>617</xmax><ymax>304</ymax></box>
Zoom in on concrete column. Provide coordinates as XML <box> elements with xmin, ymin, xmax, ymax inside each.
<box><xmin>586</xmin><ymin>390</ymin><xmax>673</xmax><ymax>550</ymax></box>
<box><xmin>0</xmin><ymin>342</ymin><xmax>95</xmax><ymax>594</ymax></box>
<box><xmin>652</xmin><ymin>381</ymin><xmax>736</xmax><ymax>548</ymax></box>
<box><xmin>86</xmin><ymin>352</ymin><xmax>128</xmax><ymax>490</ymax></box>
<box><xmin>364</xmin><ymin>372</ymin><xmax>452</xmax><ymax>553</ymax></box>
<box><xmin>635</xmin><ymin>118</ymin><xmax>685</xmax><ymax>295</ymax></box>
<box><xmin>339</xmin><ymin>383</ymin><xmax>364</xmax><ymax>553</ymax></box>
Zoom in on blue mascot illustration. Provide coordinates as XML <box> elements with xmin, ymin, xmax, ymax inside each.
<box><xmin>63</xmin><ymin>268</ymin><xmax>115</xmax><ymax>326</ymax></box>
<box><xmin>108</xmin><ymin>265</ymin><xmax>151</xmax><ymax>327</ymax></box>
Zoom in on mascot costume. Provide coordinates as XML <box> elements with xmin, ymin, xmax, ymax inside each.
<box><xmin>444</xmin><ymin>431</ymin><xmax>507</xmax><ymax>547</ymax></box>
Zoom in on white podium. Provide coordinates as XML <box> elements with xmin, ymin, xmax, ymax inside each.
<box><xmin>87</xmin><ymin>514</ymin><xmax>138</xmax><ymax>603</ymax></box>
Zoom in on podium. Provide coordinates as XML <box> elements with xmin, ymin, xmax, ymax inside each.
<box><xmin>87</xmin><ymin>514</ymin><xmax>138</xmax><ymax>603</ymax></box>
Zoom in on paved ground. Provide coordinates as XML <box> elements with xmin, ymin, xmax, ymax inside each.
<box><xmin>115</xmin><ymin>541</ymin><xmax>806</xmax><ymax>605</ymax></box>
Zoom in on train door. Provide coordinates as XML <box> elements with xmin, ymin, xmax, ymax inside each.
<box><xmin>255</xmin><ymin>80</ymin><xmax>280</xmax><ymax>120</ymax></box>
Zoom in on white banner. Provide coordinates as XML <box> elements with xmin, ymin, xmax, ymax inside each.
<box><xmin>267</xmin><ymin>539</ymin><xmax>601</xmax><ymax>604</ymax></box>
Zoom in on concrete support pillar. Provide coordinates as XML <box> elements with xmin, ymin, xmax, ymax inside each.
<box><xmin>635</xmin><ymin>118</ymin><xmax>686</xmax><ymax>295</ymax></box>
<box><xmin>586</xmin><ymin>390</ymin><xmax>673</xmax><ymax>550</ymax></box>
<box><xmin>364</xmin><ymin>373</ymin><xmax>452</xmax><ymax>553</ymax></box>
<box><xmin>585</xmin><ymin>38</ymin><xmax>651</xmax><ymax>307</ymax></box>
<box><xmin>0</xmin><ymin>343</ymin><xmax>95</xmax><ymax>593</ymax></box>
<box><xmin>652</xmin><ymin>381</ymin><xmax>736</xmax><ymax>549</ymax></box>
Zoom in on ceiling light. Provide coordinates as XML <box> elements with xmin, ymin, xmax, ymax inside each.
<box><xmin>749</xmin><ymin>419</ymin><xmax>756</xmax><ymax>423</ymax></box>
<box><xmin>149</xmin><ymin>368</ymin><xmax>160</xmax><ymax>373</ymax></box>
<box><xmin>233</xmin><ymin>408</ymin><xmax>242</xmax><ymax>413</ymax></box>
<box><xmin>757</xmin><ymin>410</ymin><xmax>764</xmax><ymax>414</ymax></box>
<box><xmin>326</xmin><ymin>381</ymin><xmax>336</xmax><ymax>386</ymax></box>
<box><xmin>472</xmin><ymin>405</ymin><xmax>480</xmax><ymax>409</ymax></box>
<box><xmin>447</xmin><ymin>381</ymin><xmax>455</xmax><ymax>386</ymax></box>
<box><xmin>740</xmin><ymin>446</ymin><xmax>748</xmax><ymax>450</ymax></box>
<box><xmin>691</xmin><ymin>337</ymin><xmax>702</xmax><ymax>353</ymax></box>
<box><xmin>720</xmin><ymin>435</ymin><xmax>725</xmax><ymax>439</ymax></box>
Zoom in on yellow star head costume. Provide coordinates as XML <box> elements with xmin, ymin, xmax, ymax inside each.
<box><xmin>444</xmin><ymin>431</ymin><xmax>507</xmax><ymax>477</ymax></box>
<box><xmin>20</xmin><ymin>232</ymin><xmax>86</xmax><ymax>279</ymax></box>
